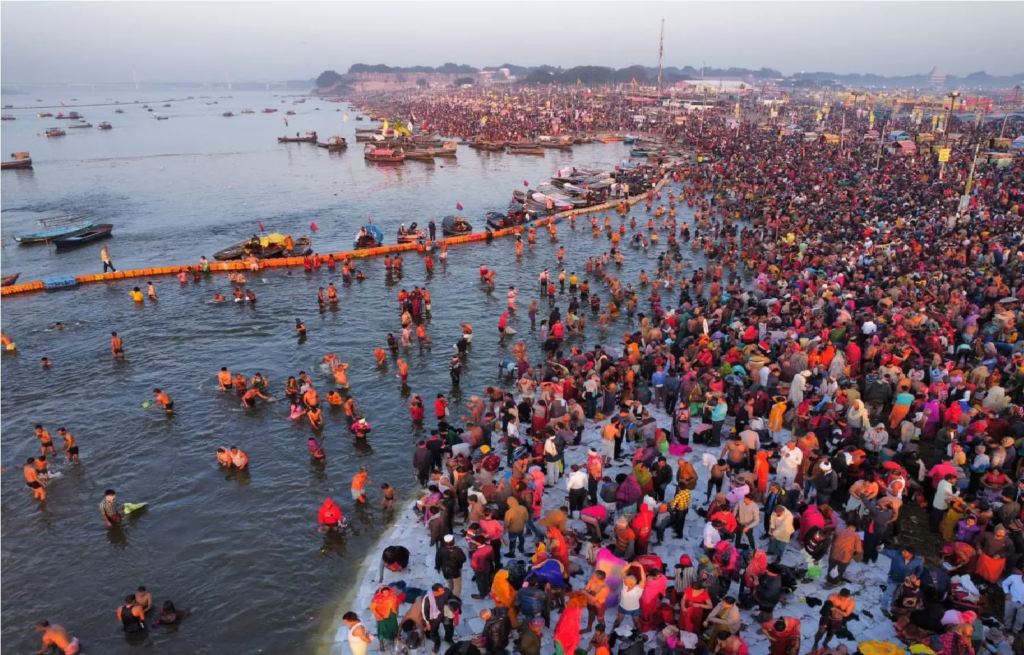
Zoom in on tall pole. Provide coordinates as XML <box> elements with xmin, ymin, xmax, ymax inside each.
<box><xmin>132</xmin><ymin>64</ymin><xmax>139</xmax><ymax>92</ymax></box>
<box><xmin>657</xmin><ymin>18</ymin><xmax>665</xmax><ymax>91</ymax></box>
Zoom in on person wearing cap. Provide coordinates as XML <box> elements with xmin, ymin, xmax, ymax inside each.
<box><xmin>434</xmin><ymin>535</ymin><xmax>466</xmax><ymax>598</ymax></box>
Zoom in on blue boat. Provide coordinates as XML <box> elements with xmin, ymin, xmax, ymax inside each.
<box><xmin>15</xmin><ymin>221</ymin><xmax>96</xmax><ymax>244</ymax></box>
<box><xmin>353</xmin><ymin>223</ymin><xmax>384</xmax><ymax>249</ymax></box>
<box><xmin>54</xmin><ymin>224</ymin><xmax>113</xmax><ymax>249</ymax></box>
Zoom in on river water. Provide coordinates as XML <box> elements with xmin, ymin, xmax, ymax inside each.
<box><xmin>1</xmin><ymin>90</ymin><xmax>711</xmax><ymax>654</ymax></box>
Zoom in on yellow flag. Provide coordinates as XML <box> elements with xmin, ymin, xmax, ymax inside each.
<box><xmin>631</xmin><ymin>77</ymin><xmax>638</xmax><ymax>87</ymax></box>
<box><xmin>938</xmin><ymin>148</ymin><xmax>951</xmax><ymax>163</ymax></box>
<box><xmin>383</xmin><ymin>119</ymin><xmax>389</xmax><ymax>132</ymax></box>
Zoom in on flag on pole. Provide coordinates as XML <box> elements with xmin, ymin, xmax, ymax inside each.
<box><xmin>284</xmin><ymin>117</ymin><xmax>288</xmax><ymax>127</ymax></box>
<box><xmin>631</xmin><ymin>78</ymin><xmax>638</xmax><ymax>87</ymax></box>
<box><xmin>258</xmin><ymin>221</ymin><xmax>265</xmax><ymax>232</ymax></box>
<box><xmin>456</xmin><ymin>202</ymin><xmax>463</xmax><ymax>211</ymax></box>
<box><xmin>310</xmin><ymin>222</ymin><xmax>319</xmax><ymax>232</ymax></box>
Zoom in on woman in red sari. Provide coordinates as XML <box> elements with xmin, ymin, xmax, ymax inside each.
<box><xmin>678</xmin><ymin>583</ymin><xmax>712</xmax><ymax>633</ymax></box>
<box><xmin>754</xmin><ymin>451</ymin><xmax>770</xmax><ymax>497</ymax></box>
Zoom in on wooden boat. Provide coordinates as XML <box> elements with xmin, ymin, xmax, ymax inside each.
<box><xmin>98</xmin><ymin>122</ymin><xmax>112</xmax><ymax>130</ymax></box>
<box><xmin>2</xmin><ymin>115</ymin><xmax>16</xmax><ymax>121</ymax></box>
<box><xmin>38</xmin><ymin>112</ymin><xmax>53</xmax><ymax>118</ymax></box>
<box><xmin>152</xmin><ymin>115</ymin><xmax>168</xmax><ymax>120</ymax></box>
<box><xmin>540</xmin><ymin>141</ymin><xmax>573</xmax><ymax>150</ymax></box>
<box><xmin>54</xmin><ymin>111</ymin><xmax>82</xmax><ymax>120</ymax></box>
<box><xmin>364</xmin><ymin>147</ymin><xmax>404</xmax><ymax>163</ymax></box>
<box><xmin>241</xmin><ymin>109</ymin><xmax>255</xmax><ymax>114</ymax></box>
<box><xmin>316</xmin><ymin>136</ymin><xmax>348</xmax><ymax>150</ymax></box>
<box><xmin>629</xmin><ymin>148</ymin><xmax>657</xmax><ymax>157</ymax></box>
<box><xmin>354</xmin><ymin>224</ymin><xmax>384</xmax><ymax>249</ymax></box>
<box><xmin>15</xmin><ymin>221</ymin><xmax>96</xmax><ymax>243</ymax></box>
<box><xmin>1</xmin><ymin>151</ymin><xmax>32</xmax><ymax>170</ymax></box>
<box><xmin>53</xmin><ymin>224</ymin><xmax>113</xmax><ymax>249</ymax></box>
<box><xmin>354</xmin><ymin>128</ymin><xmax>378</xmax><ymax>134</ymax></box>
<box><xmin>441</xmin><ymin>215</ymin><xmax>473</xmax><ymax>237</ymax></box>
<box><xmin>404</xmin><ymin>150</ymin><xmax>435</xmax><ymax>161</ymax></box>
<box><xmin>278</xmin><ymin>134</ymin><xmax>317</xmax><ymax>143</ymax></box>
<box><xmin>223</xmin><ymin>111</ymin><xmax>234</xmax><ymax>117</ymax></box>
<box><xmin>213</xmin><ymin>235</ymin><xmax>312</xmax><ymax>260</ymax></box>
<box><xmin>468</xmin><ymin>140</ymin><xmax>505</xmax><ymax>151</ymax></box>
<box><xmin>2</xmin><ymin>272</ymin><xmax>21</xmax><ymax>287</ymax></box>
<box><xmin>397</xmin><ymin>223</ymin><xmax>427</xmax><ymax>243</ymax></box>
<box><xmin>45</xmin><ymin>127</ymin><xmax>65</xmax><ymax>137</ymax></box>
<box><xmin>261</xmin><ymin>108</ymin><xmax>278</xmax><ymax>113</ymax></box>
<box><xmin>115</xmin><ymin>109</ymin><xmax>124</xmax><ymax>114</ymax></box>
<box><xmin>285</xmin><ymin>111</ymin><xmax>296</xmax><ymax>116</ymax></box>
<box><xmin>507</xmin><ymin>146</ymin><xmax>545</xmax><ymax>156</ymax></box>
<box><xmin>68</xmin><ymin>122</ymin><xmax>93</xmax><ymax>128</ymax></box>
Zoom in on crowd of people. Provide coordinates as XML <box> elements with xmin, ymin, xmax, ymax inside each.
<box><xmin>337</xmin><ymin>96</ymin><xmax>1024</xmax><ymax>655</ymax></box>
<box><xmin>11</xmin><ymin>86</ymin><xmax>1024</xmax><ymax>655</ymax></box>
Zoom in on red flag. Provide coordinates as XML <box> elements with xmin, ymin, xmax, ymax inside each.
<box><xmin>310</xmin><ymin>221</ymin><xmax>318</xmax><ymax>232</ymax></box>
<box><xmin>456</xmin><ymin>202</ymin><xmax>463</xmax><ymax>211</ymax></box>
<box><xmin>366</xmin><ymin>214</ymin><xmax>372</xmax><ymax>224</ymax></box>
<box><xmin>258</xmin><ymin>221</ymin><xmax>265</xmax><ymax>232</ymax></box>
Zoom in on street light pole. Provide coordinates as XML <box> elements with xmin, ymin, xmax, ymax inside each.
<box><xmin>944</xmin><ymin>90</ymin><xmax>960</xmax><ymax>146</ymax></box>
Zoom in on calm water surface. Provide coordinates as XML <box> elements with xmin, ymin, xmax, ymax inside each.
<box><xmin>1</xmin><ymin>90</ymin><xmax>712</xmax><ymax>654</ymax></box>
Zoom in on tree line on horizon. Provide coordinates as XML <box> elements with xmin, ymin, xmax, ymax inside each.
<box><xmin>316</xmin><ymin>63</ymin><xmax>1023</xmax><ymax>90</ymax></box>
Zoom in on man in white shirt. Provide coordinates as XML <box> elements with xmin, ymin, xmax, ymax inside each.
<box><xmin>930</xmin><ymin>473</ymin><xmax>957</xmax><ymax>532</ymax></box>
<box><xmin>566</xmin><ymin>464</ymin><xmax>588</xmax><ymax>517</ymax></box>
<box><xmin>776</xmin><ymin>441</ymin><xmax>803</xmax><ymax>489</ymax></box>
<box><xmin>702</xmin><ymin>521</ymin><xmax>721</xmax><ymax>553</ymax></box>
<box><xmin>861</xmin><ymin>318</ymin><xmax>877</xmax><ymax>336</ymax></box>
<box><xmin>1001</xmin><ymin>568</ymin><xmax>1024</xmax><ymax>631</ymax></box>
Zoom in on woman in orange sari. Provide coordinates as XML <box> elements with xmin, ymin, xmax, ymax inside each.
<box><xmin>489</xmin><ymin>568</ymin><xmax>518</xmax><ymax>628</ymax></box>
<box><xmin>754</xmin><ymin>451</ymin><xmax>771</xmax><ymax>497</ymax></box>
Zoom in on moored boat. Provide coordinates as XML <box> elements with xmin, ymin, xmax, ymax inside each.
<box><xmin>223</xmin><ymin>111</ymin><xmax>234</xmax><ymax>117</ymax></box>
<box><xmin>15</xmin><ymin>220</ymin><xmax>96</xmax><ymax>244</ymax></box>
<box><xmin>316</xmin><ymin>136</ymin><xmax>348</xmax><ymax>150</ymax></box>
<box><xmin>261</xmin><ymin>108</ymin><xmax>278</xmax><ymax>113</ymax></box>
<box><xmin>441</xmin><ymin>215</ymin><xmax>473</xmax><ymax>236</ymax></box>
<box><xmin>2</xmin><ymin>272</ymin><xmax>21</xmax><ymax>287</ymax></box>
<box><xmin>354</xmin><ymin>224</ymin><xmax>384</xmax><ymax>249</ymax></box>
<box><xmin>152</xmin><ymin>115</ymin><xmax>168</xmax><ymax>120</ymax></box>
<box><xmin>98</xmin><ymin>122</ymin><xmax>112</xmax><ymax>130</ymax></box>
<box><xmin>38</xmin><ymin>112</ymin><xmax>53</xmax><ymax>118</ymax></box>
<box><xmin>2</xmin><ymin>115</ymin><xmax>16</xmax><ymax>121</ymax></box>
<box><xmin>54</xmin><ymin>111</ymin><xmax>82</xmax><ymax>120</ymax></box>
<box><xmin>1</xmin><ymin>151</ymin><xmax>33</xmax><ymax>170</ymax></box>
<box><xmin>213</xmin><ymin>234</ymin><xmax>312</xmax><ymax>260</ymax></box>
<box><xmin>68</xmin><ymin>121</ymin><xmax>92</xmax><ymax>128</ymax></box>
<box><xmin>397</xmin><ymin>222</ymin><xmax>427</xmax><ymax>243</ymax></box>
<box><xmin>45</xmin><ymin>127</ymin><xmax>65</xmax><ymax>137</ymax></box>
<box><xmin>507</xmin><ymin>146</ymin><xmax>545</xmax><ymax>156</ymax></box>
<box><xmin>53</xmin><ymin>224</ymin><xmax>114</xmax><ymax>249</ymax></box>
<box><xmin>278</xmin><ymin>133</ymin><xmax>317</xmax><ymax>143</ymax></box>
<box><xmin>404</xmin><ymin>150</ymin><xmax>435</xmax><ymax>161</ymax></box>
<box><xmin>285</xmin><ymin>111</ymin><xmax>296</xmax><ymax>116</ymax></box>
<box><xmin>114</xmin><ymin>109</ymin><xmax>124</xmax><ymax>114</ymax></box>
<box><xmin>240</xmin><ymin>109</ymin><xmax>255</xmax><ymax>114</ymax></box>
<box><xmin>364</xmin><ymin>147</ymin><xmax>405</xmax><ymax>163</ymax></box>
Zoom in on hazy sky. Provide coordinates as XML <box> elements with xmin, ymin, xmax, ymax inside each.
<box><xmin>2</xmin><ymin>2</ymin><xmax>1022</xmax><ymax>83</ymax></box>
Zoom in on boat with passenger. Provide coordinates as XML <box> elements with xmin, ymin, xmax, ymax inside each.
<box><xmin>354</xmin><ymin>224</ymin><xmax>384</xmax><ymax>249</ymax></box>
<box><xmin>1</xmin><ymin>151</ymin><xmax>33</xmax><ymax>170</ymax></box>
<box><xmin>213</xmin><ymin>233</ymin><xmax>312</xmax><ymax>260</ymax></box>
<box><xmin>278</xmin><ymin>132</ymin><xmax>317</xmax><ymax>143</ymax></box>
<box><xmin>441</xmin><ymin>215</ymin><xmax>473</xmax><ymax>236</ymax></box>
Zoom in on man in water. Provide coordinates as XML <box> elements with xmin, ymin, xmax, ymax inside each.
<box><xmin>218</xmin><ymin>367</ymin><xmax>232</xmax><ymax>391</ymax></box>
<box><xmin>135</xmin><ymin>586</ymin><xmax>153</xmax><ymax>614</ymax></box>
<box><xmin>152</xmin><ymin>388</ymin><xmax>173</xmax><ymax>413</ymax></box>
<box><xmin>24</xmin><ymin>458</ymin><xmax>46</xmax><ymax>501</ymax></box>
<box><xmin>100</xmin><ymin>489</ymin><xmax>121</xmax><ymax>527</ymax></box>
<box><xmin>35</xmin><ymin>425</ymin><xmax>56</xmax><ymax>456</ymax></box>
<box><xmin>352</xmin><ymin>467</ymin><xmax>371</xmax><ymax>504</ymax></box>
<box><xmin>296</xmin><ymin>318</ymin><xmax>306</xmax><ymax>336</ymax></box>
<box><xmin>34</xmin><ymin>620</ymin><xmax>80</xmax><ymax>655</ymax></box>
<box><xmin>111</xmin><ymin>332</ymin><xmax>125</xmax><ymax>359</ymax></box>
<box><xmin>228</xmin><ymin>446</ymin><xmax>249</xmax><ymax>469</ymax></box>
<box><xmin>241</xmin><ymin>386</ymin><xmax>269</xmax><ymax>408</ymax></box>
<box><xmin>117</xmin><ymin>595</ymin><xmax>146</xmax><ymax>634</ymax></box>
<box><xmin>58</xmin><ymin>428</ymin><xmax>79</xmax><ymax>462</ymax></box>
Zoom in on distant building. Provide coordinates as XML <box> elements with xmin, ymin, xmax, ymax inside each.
<box><xmin>929</xmin><ymin>67</ymin><xmax>946</xmax><ymax>89</ymax></box>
